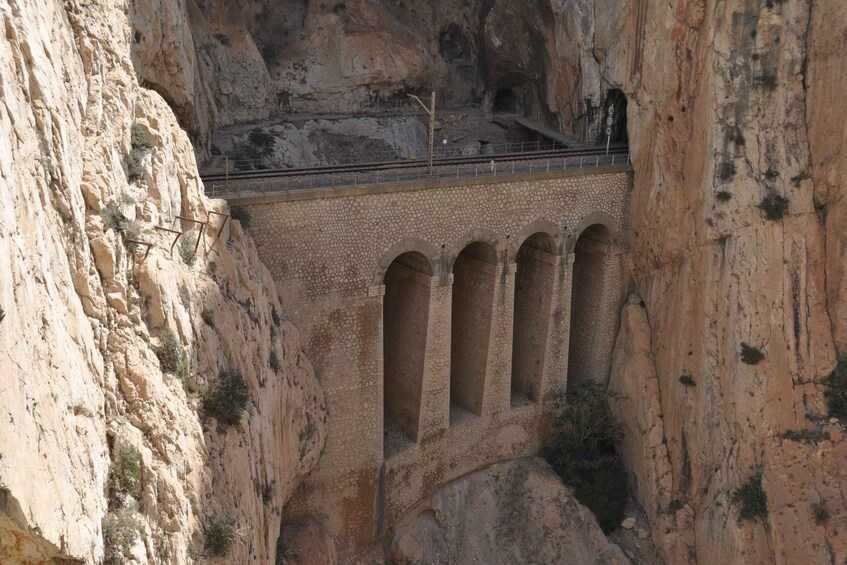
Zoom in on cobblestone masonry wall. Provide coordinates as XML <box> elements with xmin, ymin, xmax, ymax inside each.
<box><xmin>227</xmin><ymin>167</ymin><xmax>633</xmax><ymax>554</ymax></box>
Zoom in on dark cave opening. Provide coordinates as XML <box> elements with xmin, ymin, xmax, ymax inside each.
<box><xmin>493</xmin><ymin>88</ymin><xmax>519</xmax><ymax>114</ymax></box>
<box><xmin>603</xmin><ymin>89</ymin><xmax>628</xmax><ymax>144</ymax></box>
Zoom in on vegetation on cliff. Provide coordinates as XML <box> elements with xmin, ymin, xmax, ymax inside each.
<box><xmin>825</xmin><ymin>357</ymin><xmax>847</xmax><ymax>420</ymax></box>
<box><xmin>545</xmin><ymin>380</ymin><xmax>628</xmax><ymax>532</ymax></box>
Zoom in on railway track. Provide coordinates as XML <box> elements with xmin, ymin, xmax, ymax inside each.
<box><xmin>200</xmin><ymin>144</ymin><xmax>628</xmax><ymax>183</ymax></box>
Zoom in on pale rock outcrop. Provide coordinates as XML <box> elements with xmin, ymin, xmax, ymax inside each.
<box><xmin>359</xmin><ymin>458</ymin><xmax>630</xmax><ymax>565</ymax></box>
<box><xmin>0</xmin><ymin>0</ymin><xmax>325</xmax><ymax>564</ymax></box>
<box><xmin>806</xmin><ymin>0</ymin><xmax>847</xmax><ymax>357</ymax></box>
<box><xmin>594</xmin><ymin>1</ymin><xmax>847</xmax><ymax>561</ymax></box>
<box><xmin>132</xmin><ymin>0</ymin><xmax>616</xmax><ymax>150</ymax></box>
<box><xmin>609</xmin><ymin>297</ymin><xmax>693</xmax><ymax>561</ymax></box>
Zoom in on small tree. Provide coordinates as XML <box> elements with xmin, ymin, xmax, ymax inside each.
<box><xmin>108</xmin><ymin>445</ymin><xmax>142</xmax><ymax>502</ymax></box>
<box><xmin>758</xmin><ymin>193</ymin><xmax>789</xmax><ymax>220</ymax></box>
<box><xmin>155</xmin><ymin>329</ymin><xmax>189</xmax><ymax>381</ymax></box>
<box><xmin>545</xmin><ymin>380</ymin><xmax>628</xmax><ymax>532</ymax></box>
<box><xmin>203</xmin><ymin>370</ymin><xmax>250</xmax><ymax>426</ymax></box>
<box><xmin>205</xmin><ymin>516</ymin><xmax>235</xmax><ymax>557</ymax></box>
<box><xmin>733</xmin><ymin>472</ymin><xmax>768</xmax><ymax>521</ymax></box>
<box><xmin>741</xmin><ymin>342</ymin><xmax>764</xmax><ymax>365</ymax></box>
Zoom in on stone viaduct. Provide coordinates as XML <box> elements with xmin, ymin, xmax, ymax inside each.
<box><xmin>224</xmin><ymin>164</ymin><xmax>633</xmax><ymax>554</ymax></box>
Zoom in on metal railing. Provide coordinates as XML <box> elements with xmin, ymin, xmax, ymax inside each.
<box><xmin>204</xmin><ymin>140</ymin><xmax>593</xmax><ymax>175</ymax></box>
<box><xmin>207</xmin><ymin>152</ymin><xmax>631</xmax><ymax>199</ymax></box>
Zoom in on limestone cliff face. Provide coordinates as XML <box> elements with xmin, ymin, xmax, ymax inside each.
<box><xmin>130</xmin><ymin>0</ymin><xmax>615</xmax><ymax>150</ymax></box>
<box><xmin>2</xmin><ymin>0</ymin><xmax>846</xmax><ymax>563</ymax></box>
<box><xmin>0</xmin><ymin>0</ymin><xmax>325</xmax><ymax>563</ymax></box>
<box><xmin>598</xmin><ymin>0</ymin><xmax>847</xmax><ymax>563</ymax></box>
<box><xmin>170</xmin><ymin>1</ymin><xmax>846</xmax><ymax>560</ymax></box>
<box><xmin>350</xmin><ymin>458</ymin><xmax>630</xmax><ymax>565</ymax></box>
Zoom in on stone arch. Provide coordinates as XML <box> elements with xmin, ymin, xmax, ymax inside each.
<box><xmin>449</xmin><ymin>239</ymin><xmax>498</xmax><ymax>424</ymax></box>
<box><xmin>383</xmin><ymin>250</ymin><xmax>434</xmax><ymax>455</ymax></box>
<box><xmin>374</xmin><ymin>238</ymin><xmax>440</xmax><ymax>286</ymax></box>
<box><xmin>510</xmin><ymin>230</ymin><xmax>558</xmax><ymax>406</ymax></box>
<box><xmin>445</xmin><ymin>228</ymin><xmax>505</xmax><ymax>271</ymax></box>
<box><xmin>566</xmin><ymin>217</ymin><xmax>618</xmax><ymax>385</ymax></box>
<box><xmin>566</xmin><ymin>212</ymin><xmax>621</xmax><ymax>254</ymax></box>
<box><xmin>511</xmin><ymin>220</ymin><xmax>563</xmax><ymax>262</ymax></box>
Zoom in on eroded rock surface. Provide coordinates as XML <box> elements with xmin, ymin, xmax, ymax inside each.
<box><xmin>2</xmin><ymin>0</ymin><xmax>846</xmax><ymax>563</ymax></box>
<box><xmin>0</xmin><ymin>0</ymin><xmax>325</xmax><ymax>563</ymax></box>
<box><xmin>357</xmin><ymin>458</ymin><xmax>629</xmax><ymax>565</ymax></box>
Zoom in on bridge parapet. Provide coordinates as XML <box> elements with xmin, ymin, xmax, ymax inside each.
<box><xmin>231</xmin><ymin>167</ymin><xmax>633</xmax><ymax>554</ymax></box>
<box><xmin>205</xmin><ymin>150</ymin><xmax>630</xmax><ymax>199</ymax></box>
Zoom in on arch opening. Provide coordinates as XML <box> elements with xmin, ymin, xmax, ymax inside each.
<box><xmin>510</xmin><ymin>233</ymin><xmax>557</xmax><ymax>406</ymax></box>
<box><xmin>383</xmin><ymin>251</ymin><xmax>432</xmax><ymax>457</ymax></box>
<box><xmin>604</xmin><ymin>89</ymin><xmax>628</xmax><ymax>144</ymax></box>
<box><xmin>493</xmin><ymin>88</ymin><xmax>518</xmax><ymax>114</ymax></box>
<box><xmin>567</xmin><ymin>224</ymin><xmax>611</xmax><ymax>385</ymax></box>
<box><xmin>449</xmin><ymin>241</ymin><xmax>497</xmax><ymax>425</ymax></box>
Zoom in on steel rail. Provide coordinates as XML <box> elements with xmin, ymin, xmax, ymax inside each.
<box><xmin>201</xmin><ymin>145</ymin><xmax>628</xmax><ymax>182</ymax></box>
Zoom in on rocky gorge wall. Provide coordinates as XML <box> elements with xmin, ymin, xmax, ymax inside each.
<box><xmin>130</xmin><ymin>0</ymin><xmax>614</xmax><ymax>151</ymax></box>
<box><xmin>600</xmin><ymin>0</ymin><xmax>847</xmax><ymax>563</ymax></box>
<box><xmin>171</xmin><ymin>1</ymin><xmax>846</xmax><ymax>561</ymax></box>
<box><xmin>2</xmin><ymin>0</ymin><xmax>846</xmax><ymax>563</ymax></box>
<box><xmin>0</xmin><ymin>0</ymin><xmax>325</xmax><ymax>563</ymax></box>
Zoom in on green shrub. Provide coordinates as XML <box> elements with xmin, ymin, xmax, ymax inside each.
<box><xmin>269</xmin><ymin>350</ymin><xmax>281</xmax><ymax>374</ymax></box>
<box><xmin>248</xmin><ymin>129</ymin><xmax>276</xmax><ymax>153</ymax></box>
<box><xmin>207</xmin><ymin>261</ymin><xmax>218</xmax><ymax>276</ymax></box>
<box><xmin>126</xmin><ymin>124</ymin><xmax>152</xmax><ymax>183</ymax></box>
<box><xmin>545</xmin><ymin>380</ymin><xmax>627</xmax><ymax>533</ymax></box>
<box><xmin>679</xmin><ymin>374</ymin><xmax>696</xmax><ymax>387</ymax></box>
<box><xmin>824</xmin><ymin>357</ymin><xmax>847</xmax><ymax>420</ymax></box>
<box><xmin>178</xmin><ymin>283</ymin><xmax>191</xmax><ymax>311</ymax></box>
<box><xmin>231</xmin><ymin>129</ymin><xmax>276</xmax><ymax>170</ymax></box>
<box><xmin>230</xmin><ymin>207</ymin><xmax>252</xmax><ymax>229</ymax></box>
<box><xmin>716</xmin><ymin>190</ymin><xmax>732</xmax><ymax>202</ymax></box>
<box><xmin>101</xmin><ymin>206</ymin><xmax>142</xmax><ymax>246</ymax></box>
<box><xmin>179</xmin><ymin>234</ymin><xmax>197</xmax><ymax>265</ymax></box>
<box><xmin>741</xmin><ymin>342</ymin><xmax>765</xmax><ymax>365</ymax></box>
<box><xmin>733</xmin><ymin>472</ymin><xmax>768</xmax><ymax>521</ymax></box>
<box><xmin>155</xmin><ymin>329</ymin><xmax>189</xmax><ymax>381</ymax></box>
<box><xmin>103</xmin><ymin>508</ymin><xmax>141</xmax><ymax>564</ymax></box>
<box><xmin>203</xmin><ymin>370</ymin><xmax>250</xmax><ymax>426</ymax></box>
<box><xmin>201</xmin><ymin>307</ymin><xmax>215</xmax><ymax>328</ymax></box>
<box><xmin>109</xmin><ymin>445</ymin><xmax>142</xmax><ymax>502</ymax></box>
<box><xmin>204</xmin><ymin>516</ymin><xmax>235</xmax><ymax>557</ymax></box>
<box><xmin>813</xmin><ymin>500</ymin><xmax>830</xmax><ymax>525</ymax></box>
<box><xmin>791</xmin><ymin>171</ymin><xmax>810</xmax><ymax>187</ymax></box>
<box><xmin>759</xmin><ymin>192</ymin><xmax>789</xmax><ymax>220</ymax></box>
<box><xmin>755</xmin><ymin>74</ymin><xmax>778</xmax><ymax>89</ymax></box>
<box><xmin>763</xmin><ymin>168</ymin><xmax>779</xmax><ymax>181</ymax></box>
<box><xmin>717</xmin><ymin>161</ymin><xmax>737</xmax><ymax>181</ymax></box>
<box><xmin>781</xmin><ymin>428</ymin><xmax>830</xmax><ymax>443</ymax></box>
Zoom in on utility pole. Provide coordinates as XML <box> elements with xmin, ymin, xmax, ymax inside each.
<box><xmin>409</xmin><ymin>92</ymin><xmax>436</xmax><ymax>173</ymax></box>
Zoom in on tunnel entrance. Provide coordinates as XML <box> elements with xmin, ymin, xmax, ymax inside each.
<box><xmin>567</xmin><ymin>224</ymin><xmax>611</xmax><ymax>384</ymax></box>
<box><xmin>450</xmin><ymin>241</ymin><xmax>497</xmax><ymax>425</ymax></box>
<box><xmin>383</xmin><ymin>251</ymin><xmax>432</xmax><ymax>456</ymax></box>
<box><xmin>493</xmin><ymin>88</ymin><xmax>518</xmax><ymax>114</ymax></box>
<box><xmin>510</xmin><ymin>233</ymin><xmax>557</xmax><ymax>406</ymax></box>
<box><xmin>604</xmin><ymin>89</ymin><xmax>628</xmax><ymax>144</ymax></box>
